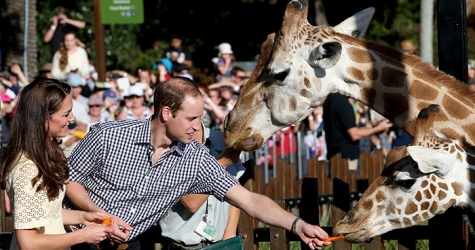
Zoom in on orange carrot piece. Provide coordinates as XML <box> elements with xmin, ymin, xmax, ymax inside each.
<box><xmin>323</xmin><ymin>235</ymin><xmax>344</xmax><ymax>243</ymax></box>
<box><xmin>102</xmin><ymin>217</ymin><xmax>112</xmax><ymax>227</ymax></box>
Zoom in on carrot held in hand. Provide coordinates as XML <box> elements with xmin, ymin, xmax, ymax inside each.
<box><xmin>323</xmin><ymin>235</ymin><xmax>344</xmax><ymax>243</ymax></box>
<box><xmin>102</xmin><ymin>217</ymin><xmax>112</xmax><ymax>227</ymax></box>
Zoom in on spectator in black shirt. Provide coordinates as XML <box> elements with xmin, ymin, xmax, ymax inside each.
<box><xmin>43</xmin><ymin>7</ymin><xmax>86</xmax><ymax>60</ymax></box>
<box><xmin>164</xmin><ymin>34</ymin><xmax>193</xmax><ymax>68</ymax></box>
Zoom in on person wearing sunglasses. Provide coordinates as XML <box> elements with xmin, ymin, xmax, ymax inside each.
<box><xmin>116</xmin><ymin>85</ymin><xmax>153</xmax><ymax>121</ymax></box>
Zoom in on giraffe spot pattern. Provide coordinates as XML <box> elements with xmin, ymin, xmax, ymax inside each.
<box><xmin>396</xmin><ymin>197</ymin><xmax>403</xmax><ymax>205</ymax></box>
<box><xmin>467</xmin><ymin>155</ymin><xmax>475</xmax><ymax>167</ymax></box>
<box><xmin>438</xmin><ymin>182</ymin><xmax>448</xmax><ymax>191</ymax></box>
<box><xmin>363</xmin><ymin>199</ymin><xmax>373</xmax><ymax>210</ymax></box>
<box><xmin>300</xmin><ymin>89</ymin><xmax>312</xmax><ymax>98</ymax></box>
<box><xmin>289</xmin><ymin>97</ymin><xmax>297</xmax><ymax>111</ymax></box>
<box><xmin>442</xmin><ymin>199</ymin><xmax>456</xmax><ymax>209</ymax></box>
<box><xmin>422</xmin><ymin>212</ymin><xmax>430</xmax><ymax>220</ymax></box>
<box><xmin>405</xmin><ymin>200</ymin><xmax>418</xmax><ymax>215</ymax></box>
<box><xmin>387</xmin><ymin>201</ymin><xmax>396</xmax><ymax>215</ymax></box>
<box><xmin>450</xmin><ymin>146</ymin><xmax>456</xmax><ymax>154</ymax></box>
<box><xmin>412</xmin><ymin>214</ymin><xmax>422</xmax><ymax>223</ymax></box>
<box><xmin>430</xmin><ymin>201</ymin><xmax>439</xmax><ymax>213</ymax></box>
<box><xmin>437</xmin><ymin>191</ymin><xmax>447</xmax><ymax>201</ymax></box>
<box><xmin>366</xmin><ymin>68</ymin><xmax>378</xmax><ymax>81</ymax></box>
<box><xmin>421</xmin><ymin>201</ymin><xmax>430</xmax><ymax>210</ymax></box>
<box><xmin>383</xmin><ymin>93</ymin><xmax>408</xmax><ymax>121</ymax></box>
<box><xmin>442</xmin><ymin>95</ymin><xmax>472</xmax><ymax>120</ymax></box>
<box><xmin>381</xmin><ymin>67</ymin><xmax>407</xmax><ymax>88</ymax></box>
<box><xmin>451</xmin><ymin>182</ymin><xmax>463</xmax><ymax>196</ymax></box>
<box><xmin>421</xmin><ymin>180</ymin><xmax>429</xmax><ymax>188</ymax></box>
<box><xmin>403</xmin><ymin>217</ymin><xmax>411</xmax><ymax>225</ymax></box>
<box><xmin>423</xmin><ymin>189</ymin><xmax>432</xmax><ymax>199</ymax></box>
<box><xmin>304</xmin><ymin>78</ymin><xmax>311</xmax><ymax>88</ymax></box>
<box><xmin>360</xmin><ymin>88</ymin><xmax>376</xmax><ymax>107</ymax></box>
<box><xmin>415</xmin><ymin>191</ymin><xmax>422</xmax><ymax>202</ymax></box>
<box><xmin>429</xmin><ymin>183</ymin><xmax>437</xmax><ymax>194</ymax></box>
<box><xmin>456</xmin><ymin>153</ymin><xmax>463</xmax><ymax>162</ymax></box>
<box><xmin>347</xmin><ymin>67</ymin><xmax>365</xmax><ymax>81</ymax></box>
<box><xmin>375</xmin><ymin>190</ymin><xmax>386</xmax><ymax>203</ymax></box>
<box><xmin>461</xmin><ymin>124</ymin><xmax>475</xmax><ymax>147</ymax></box>
<box><xmin>347</xmin><ymin>47</ymin><xmax>375</xmax><ymax>64</ymax></box>
<box><xmin>409</xmin><ymin>81</ymin><xmax>439</xmax><ymax>100</ymax></box>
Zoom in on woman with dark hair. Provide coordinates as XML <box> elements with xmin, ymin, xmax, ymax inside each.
<box><xmin>51</xmin><ymin>30</ymin><xmax>90</xmax><ymax>83</ymax></box>
<box><xmin>0</xmin><ymin>78</ymin><xmax>112</xmax><ymax>250</ymax></box>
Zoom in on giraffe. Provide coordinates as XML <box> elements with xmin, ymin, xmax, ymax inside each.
<box><xmin>223</xmin><ymin>0</ymin><xmax>475</xmax><ymax>152</ymax></box>
<box><xmin>333</xmin><ymin>104</ymin><xmax>475</xmax><ymax>242</ymax></box>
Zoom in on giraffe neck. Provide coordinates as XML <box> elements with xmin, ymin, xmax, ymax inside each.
<box><xmin>331</xmin><ymin>36</ymin><xmax>475</xmax><ymax>146</ymax></box>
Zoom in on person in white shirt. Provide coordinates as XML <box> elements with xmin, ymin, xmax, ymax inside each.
<box><xmin>51</xmin><ymin>31</ymin><xmax>90</xmax><ymax>83</ymax></box>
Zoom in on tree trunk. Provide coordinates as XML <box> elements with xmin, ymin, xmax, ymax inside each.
<box><xmin>1</xmin><ymin>0</ymin><xmax>37</xmax><ymax>81</ymax></box>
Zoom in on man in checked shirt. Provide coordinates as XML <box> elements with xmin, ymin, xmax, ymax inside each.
<box><xmin>65</xmin><ymin>77</ymin><xmax>331</xmax><ymax>250</ymax></box>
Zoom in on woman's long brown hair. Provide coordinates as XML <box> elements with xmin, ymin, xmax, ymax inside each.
<box><xmin>59</xmin><ymin>31</ymin><xmax>76</xmax><ymax>71</ymax></box>
<box><xmin>0</xmin><ymin>78</ymin><xmax>71</xmax><ymax>199</ymax></box>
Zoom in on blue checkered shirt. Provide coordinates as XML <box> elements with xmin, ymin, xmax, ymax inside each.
<box><xmin>66</xmin><ymin>118</ymin><xmax>238</xmax><ymax>241</ymax></box>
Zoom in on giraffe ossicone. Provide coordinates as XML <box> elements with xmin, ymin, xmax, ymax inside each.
<box><xmin>224</xmin><ymin>0</ymin><xmax>475</xmax><ymax>152</ymax></box>
<box><xmin>334</xmin><ymin>104</ymin><xmax>474</xmax><ymax>242</ymax></box>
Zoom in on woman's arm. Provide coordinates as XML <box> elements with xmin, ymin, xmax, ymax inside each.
<box><xmin>222</xmin><ymin>205</ymin><xmax>240</xmax><ymax>240</ymax></box>
<box><xmin>16</xmin><ymin>224</ymin><xmax>112</xmax><ymax>250</ymax></box>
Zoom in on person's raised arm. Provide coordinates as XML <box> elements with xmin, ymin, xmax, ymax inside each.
<box><xmin>59</xmin><ymin>13</ymin><xmax>86</xmax><ymax>29</ymax></box>
<box><xmin>43</xmin><ymin>15</ymin><xmax>58</xmax><ymax>43</ymax></box>
<box><xmin>224</xmin><ymin>185</ymin><xmax>330</xmax><ymax>249</ymax></box>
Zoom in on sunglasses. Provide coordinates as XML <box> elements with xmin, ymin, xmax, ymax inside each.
<box><xmin>128</xmin><ymin>95</ymin><xmax>143</xmax><ymax>98</ymax></box>
<box><xmin>89</xmin><ymin>105</ymin><xmax>102</xmax><ymax>108</ymax></box>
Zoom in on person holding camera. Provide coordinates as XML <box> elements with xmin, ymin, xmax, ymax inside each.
<box><xmin>43</xmin><ymin>7</ymin><xmax>86</xmax><ymax>60</ymax></box>
<box><xmin>51</xmin><ymin>30</ymin><xmax>90</xmax><ymax>84</ymax></box>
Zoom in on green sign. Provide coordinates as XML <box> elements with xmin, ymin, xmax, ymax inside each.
<box><xmin>101</xmin><ymin>0</ymin><xmax>144</xmax><ymax>24</ymax></box>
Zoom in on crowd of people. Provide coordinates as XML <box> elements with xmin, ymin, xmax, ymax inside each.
<box><xmin>3</xmin><ymin>7</ymin><xmax>475</xmax><ymax>250</ymax></box>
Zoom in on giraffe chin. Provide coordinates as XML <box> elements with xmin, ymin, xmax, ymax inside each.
<box><xmin>227</xmin><ymin>133</ymin><xmax>265</xmax><ymax>151</ymax></box>
<box><xmin>339</xmin><ymin>230</ymin><xmax>374</xmax><ymax>243</ymax></box>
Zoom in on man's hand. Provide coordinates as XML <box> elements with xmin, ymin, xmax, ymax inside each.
<box><xmin>216</xmin><ymin>148</ymin><xmax>241</xmax><ymax>168</ymax></box>
<box><xmin>107</xmin><ymin>214</ymin><xmax>133</xmax><ymax>243</ymax></box>
<box><xmin>294</xmin><ymin>220</ymin><xmax>331</xmax><ymax>250</ymax></box>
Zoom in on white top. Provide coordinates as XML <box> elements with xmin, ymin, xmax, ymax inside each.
<box><xmin>6</xmin><ymin>154</ymin><xmax>69</xmax><ymax>250</ymax></box>
<box><xmin>51</xmin><ymin>47</ymin><xmax>90</xmax><ymax>82</ymax></box>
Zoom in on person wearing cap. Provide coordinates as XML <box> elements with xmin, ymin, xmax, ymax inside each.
<box><xmin>154</xmin><ymin>58</ymin><xmax>173</xmax><ymax>87</ymax></box>
<box><xmin>172</xmin><ymin>63</ymin><xmax>194</xmax><ymax>81</ymax></box>
<box><xmin>216</xmin><ymin>43</ymin><xmax>235</xmax><ymax>82</ymax></box>
<box><xmin>116</xmin><ymin>85</ymin><xmax>153</xmax><ymax>121</ymax></box>
<box><xmin>85</xmin><ymin>93</ymin><xmax>114</xmax><ymax>131</ymax></box>
<box><xmin>102</xmin><ymin>89</ymin><xmax>121</xmax><ymax>120</ymax></box>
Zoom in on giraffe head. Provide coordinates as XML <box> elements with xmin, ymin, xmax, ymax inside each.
<box><xmin>333</xmin><ymin>104</ymin><xmax>469</xmax><ymax>242</ymax></box>
<box><xmin>223</xmin><ymin>0</ymin><xmax>375</xmax><ymax>150</ymax></box>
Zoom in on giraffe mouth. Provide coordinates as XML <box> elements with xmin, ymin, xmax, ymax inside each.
<box><xmin>340</xmin><ymin>230</ymin><xmax>373</xmax><ymax>243</ymax></box>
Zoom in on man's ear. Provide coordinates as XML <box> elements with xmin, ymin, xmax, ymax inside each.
<box><xmin>160</xmin><ymin>106</ymin><xmax>170</xmax><ymax>122</ymax></box>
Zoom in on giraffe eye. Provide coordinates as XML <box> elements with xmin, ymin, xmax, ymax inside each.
<box><xmin>269</xmin><ymin>69</ymin><xmax>289</xmax><ymax>82</ymax></box>
<box><xmin>396</xmin><ymin>179</ymin><xmax>416</xmax><ymax>189</ymax></box>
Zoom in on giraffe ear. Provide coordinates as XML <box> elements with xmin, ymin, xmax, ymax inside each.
<box><xmin>333</xmin><ymin>7</ymin><xmax>375</xmax><ymax>38</ymax></box>
<box><xmin>406</xmin><ymin>146</ymin><xmax>455</xmax><ymax>176</ymax></box>
<box><xmin>309</xmin><ymin>42</ymin><xmax>342</xmax><ymax>69</ymax></box>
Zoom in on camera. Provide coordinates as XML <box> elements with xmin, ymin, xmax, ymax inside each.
<box><xmin>57</xmin><ymin>17</ymin><xmax>64</xmax><ymax>23</ymax></box>
<box><xmin>108</xmin><ymin>72</ymin><xmax>122</xmax><ymax>79</ymax></box>
<box><xmin>0</xmin><ymin>71</ymin><xmax>10</xmax><ymax>79</ymax></box>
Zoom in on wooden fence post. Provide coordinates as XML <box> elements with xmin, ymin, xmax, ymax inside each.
<box><xmin>269</xmin><ymin>200</ymin><xmax>289</xmax><ymax>250</ymax></box>
<box><xmin>238</xmin><ymin>160</ymin><xmax>259</xmax><ymax>250</ymax></box>
<box><xmin>299</xmin><ymin>178</ymin><xmax>319</xmax><ymax>250</ymax></box>
<box><xmin>332</xmin><ymin>178</ymin><xmax>351</xmax><ymax>250</ymax></box>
